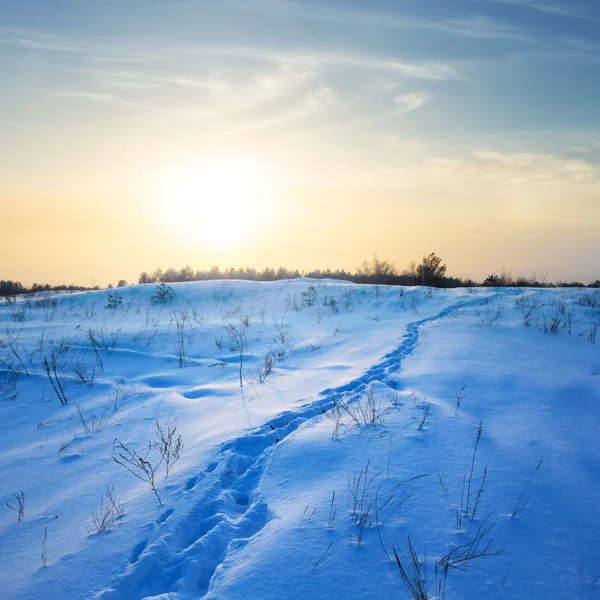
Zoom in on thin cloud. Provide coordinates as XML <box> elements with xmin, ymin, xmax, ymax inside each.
<box><xmin>484</xmin><ymin>0</ymin><xmax>600</xmax><ymax>21</ymax></box>
<box><xmin>49</xmin><ymin>90</ymin><xmax>144</xmax><ymax>109</ymax></box>
<box><xmin>189</xmin><ymin>45</ymin><xmax>455</xmax><ymax>81</ymax></box>
<box><xmin>15</xmin><ymin>38</ymin><xmax>83</xmax><ymax>52</ymax></box>
<box><xmin>297</xmin><ymin>91</ymin><xmax>431</xmax><ymax>137</ymax></box>
<box><xmin>217</xmin><ymin>86</ymin><xmax>336</xmax><ymax>135</ymax></box>
<box><xmin>244</xmin><ymin>0</ymin><xmax>539</xmax><ymax>44</ymax></box>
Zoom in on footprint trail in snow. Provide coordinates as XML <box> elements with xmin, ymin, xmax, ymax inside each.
<box><xmin>98</xmin><ymin>297</ymin><xmax>492</xmax><ymax>600</ymax></box>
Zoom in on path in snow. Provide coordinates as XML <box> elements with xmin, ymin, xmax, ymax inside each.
<box><xmin>98</xmin><ymin>296</ymin><xmax>493</xmax><ymax>600</ymax></box>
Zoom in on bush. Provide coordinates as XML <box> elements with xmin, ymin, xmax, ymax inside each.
<box><xmin>106</xmin><ymin>291</ymin><xmax>123</xmax><ymax>309</ymax></box>
<box><xmin>151</xmin><ymin>283</ymin><xmax>176</xmax><ymax>305</ymax></box>
<box><xmin>302</xmin><ymin>285</ymin><xmax>317</xmax><ymax>307</ymax></box>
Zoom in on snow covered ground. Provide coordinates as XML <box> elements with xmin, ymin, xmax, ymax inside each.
<box><xmin>0</xmin><ymin>280</ymin><xmax>599</xmax><ymax>599</ymax></box>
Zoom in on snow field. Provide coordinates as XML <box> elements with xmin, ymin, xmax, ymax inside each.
<box><xmin>0</xmin><ymin>282</ymin><xmax>598</xmax><ymax>599</ymax></box>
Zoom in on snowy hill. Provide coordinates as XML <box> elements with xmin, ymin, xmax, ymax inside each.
<box><xmin>1</xmin><ymin>280</ymin><xmax>599</xmax><ymax>599</ymax></box>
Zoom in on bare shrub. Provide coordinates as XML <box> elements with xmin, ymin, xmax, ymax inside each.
<box><xmin>393</xmin><ymin>516</ymin><xmax>505</xmax><ymax>600</ymax></box>
<box><xmin>440</xmin><ymin>513</ymin><xmax>507</xmax><ymax>571</ymax></box>
<box><xmin>0</xmin><ymin>357</ymin><xmax>21</xmax><ymax>400</ymax></box>
<box><xmin>42</xmin><ymin>352</ymin><xmax>68</xmax><ymax>405</ymax></box>
<box><xmin>323</xmin><ymin>296</ymin><xmax>339</xmax><ymax>314</ymax></box>
<box><xmin>348</xmin><ymin>460</ymin><xmax>378</xmax><ymax>545</ymax></box>
<box><xmin>83</xmin><ymin>301</ymin><xmax>97</xmax><ymax>319</ymax></box>
<box><xmin>154</xmin><ymin>420</ymin><xmax>183</xmax><ymax>477</ymax></box>
<box><xmin>344</xmin><ymin>386</ymin><xmax>391</xmax><ymax>427</ymax></box>
<box><xmin>455</xmin><ymin>384</ymin><xmax>467</xmax><ymax>415</ymax></box>
<box><xmin>225</xmin><ymin>319</ymin><xmax>250</xmax><ymax>387</ymax></box>
<box><xmin>87</xmin><ymin>325</ymin><xmax>120</xmax><ymax>353</ymax></box>
<box><xmin>417</xmin><ymin>402</ymin><xmax>431</xmax><ymax>429</ymax></box>
<box><xmin>6</xmin><ymin>491</ymin><xmax>25</xmax><ymax>522</ymax></box>
<box><xmin>11</xmin><ymin>305</ymin><xmax>26</xmax><ymax>322</ymax></box>
<box><xmin>88</xmin><ymin>486</ymin><xmax>124</xmax><ymax>533</ymax></box>
<box><xmin>475</xmin><ymin>304</ymin><xmax>502</xmax><ymax>327</ymax></box>
<box><xmin>322</xmin><ymin>397</ymin><xmax>346</xmax><ymax>439</ymax></box>
<box><xmin>512</xmin><ymin>459</ymin><xmax>543</xmax><ymax>517</ymax></box>
<box><xmin>49</xmin><ymin>333</ymin><xmax>79</xmax><ymax>355</ymax></box>
<box><xmin>112</xmin><ymin>440</ymin><xmax>162</xmax><ymax>503</ymax></box>
<box><xmin>112</xmin><ymin>382</ymin><xmax>153</xmax><ymax>410</ymax></box>
<box><xmin>348</xmin><ymin>462</ymin><xmax>427</xmax><ymax>547</ymax></box>
<box><xmin>392</xmin><ymin>537</ymin><xmax>433</xmax><ymax>600</ymax></box>
<box><xmin>174</xmin><ymin>311</ymin><xmax>188</xmax><ymax>367</ymax></box>
<box><xmin>5</xmin><ymin>331</ymin><xmax>31</xmax><ymax>376</ymax></box>
<box><xmin>87</xmin><ymin>325</ymin><xmax>120</xmax><ymax>369</ymax></box>
<box><xmin>273</xmin><ymin>315</ymin><xmax>290</xmax><ymax>343</ymax></box>
<box><xmin>465</xmin><ymin>421</ymin><xmax>483</xmax><ymax>516</ymax></box>
<box><xmin>42</xmin><ymin>526</ymin><xmax>48</xmax><ymax>567</ymax></box>
<box><xmin>76</xmin><ymin>404</ymin><xmax>114</xmax><ymax>434</ymax></box>
<box><xmin>70</xmin><ymin>355</ymin><xmax>96</xmax><ymax>387</ymax></box>
<box><xmin>388</xmin><ymin>388</ymin><xmax>409</xmax><ymax>408</ymax></box>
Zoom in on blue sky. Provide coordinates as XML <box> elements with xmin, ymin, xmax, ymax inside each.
<box><xmin>1</xmin><ymin>0</ymin><xmax>599</xmax><ymax>284</ymax></box>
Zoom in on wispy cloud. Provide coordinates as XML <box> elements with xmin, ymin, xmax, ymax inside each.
<box><xmin>220</xmin><ymin>86</ymin><xmax>336</xmax><ymax>135</ymax></box>
<box><xmin>246</xmin><ymin>0</ymin><xmax>539</xmax><ymax>43</ymax></box>
<box><xmin>297</xmin><ymin>91</ymin><xmax>431</xmax><ymax>136</ymax></box>
<box><xmin>485</xmin><ymin>0</ymin><xmax>600</xmax><ymax>21</ymax></box>
<box><xmin>14</xmin><ymin>38</ymin><xmax>83</xmax><ymax>52</ymax></box>
<box><xmin>49</xmin><ymin>90</ymin><xmax>144</xmax><ymax>109</ymax></box>
<box><xmin>470</xmin><ymin>149</ymin><xmax>600</xmax><ymax>183</ymax></box>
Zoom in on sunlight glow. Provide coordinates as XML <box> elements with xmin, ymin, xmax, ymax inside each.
<box><xmin>163</xmin><ymin>155</ymin><xmax>268</xmax><ymax>248</ymax></box>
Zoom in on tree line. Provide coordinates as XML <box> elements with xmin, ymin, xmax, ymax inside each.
<box><xmin>2</xmin><ymin>253</ymin><xmax>599</xmax><ymax>297</ymax></box>
<box><xmin>135</xmin><ymin>253</ymin><xmax>600</xmax><ymax>289</ymax></box>
<box><xmin>0</xmin><ymin>280</ymin><xmax>98</xmax><ymax>297</ymax></box>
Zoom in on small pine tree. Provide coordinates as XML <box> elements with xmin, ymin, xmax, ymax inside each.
<box><xmin>416</xmin><ymin>253</ymin><xmax>447</xmax><ymax>286</ymax></box>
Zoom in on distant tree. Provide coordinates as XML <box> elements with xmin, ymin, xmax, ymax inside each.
<box><xmin>401</xmin><ymin>261</ymin><xmax>418</xmax><ymax>285</ymax></box>
<box><xmin>262</xmin><ymin>267</ymin><xmax>276</xmax><ymax>281</ymax></box>
<box><xmin>243</xmin><ymin>267</ymin><xmax>258</xmax><ymax>280</ymax></box>
<box><xmin>0</xmin><ymin>280</ymin><xmax>25</xmax><ymax>296</ymax></box>
<box><xmin>162</xmin><ymin>267</ymin><xmax>179</xmax><ymax>283</ymax></box>
<box><xmin>179</xmin><ymin>265</ymin><xmax>194</xmax><ymax>281</ymax></box>
<box><xmin>357</xmin><ymin>255</ymin><xmax>397</xmax><ymax>285</ymax></box>
<box><xmin>417</xmin><ymin>253</ymin><xmax>447</xmax><ymax>286</ymax></box>
<box><xmin>117</xmin><ymin>279</ymin><xmax>127</xmax><ymax>287</ymax></box>
<box><xmin>483</xmin><ymin>274</ymin><xmax>502</xmax><ymax>287</ymax></box>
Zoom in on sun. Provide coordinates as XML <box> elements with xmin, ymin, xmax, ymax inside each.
<box><xmin>163</xmin><ymin>155</ymin><xmax>267</xmax><ymax>248</ymax></box>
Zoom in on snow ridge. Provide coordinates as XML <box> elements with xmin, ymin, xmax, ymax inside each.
<box><xmin>98</xmin><ymin>296</ymin><xmax>492</xmax><ymax>600</ymax></box>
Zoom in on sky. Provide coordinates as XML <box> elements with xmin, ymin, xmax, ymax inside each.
<box><xmin>1</xmin><ymin>0</ymin><xmax>599</xmax><ymax>286</ymax></box>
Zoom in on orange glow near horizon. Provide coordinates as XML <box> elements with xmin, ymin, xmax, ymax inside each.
<box><xmin>1</xmin><ymin>3</ymin><xmax>599</xmax><ymax>286</ymax></box>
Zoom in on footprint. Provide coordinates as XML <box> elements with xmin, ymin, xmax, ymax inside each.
<box><xmin>185</xmin><ymin>476</ymin><xmax>198</xmax><ymax>491</ymax></box>
<box><xmin>183</xmin><ymin>387</ymin><xmax>225</xmax><ymax>399</ymax></box>
<box><xmin>156</xmin><ymin>508</ymin><xmax>174</xmax><ymax>525</ymax></box>
<box><xmin>130</xmin><ymin>539</ymin><xmax>148</xmax><ymax>564</ymax></box>
<box><xmin>233</xmin><ymin>491</ymin><xmax>250</xmax><ymax>506</ymax></box>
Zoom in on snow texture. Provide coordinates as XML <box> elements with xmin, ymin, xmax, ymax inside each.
<box><xmin>0</xmin><ymin>280</ymin><xmax>598</xmax><ymax>599</ymax></box>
